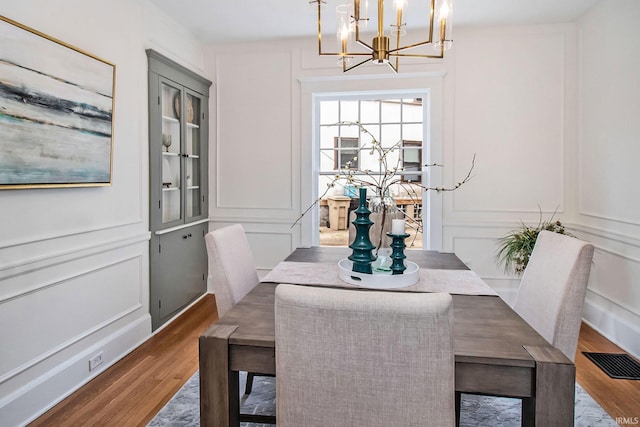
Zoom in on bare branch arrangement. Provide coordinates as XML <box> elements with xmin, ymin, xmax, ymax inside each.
<box><xmin>293</xmin><ymin>121</ymin><xmax>476</xmax><ymax>247</ymax></box>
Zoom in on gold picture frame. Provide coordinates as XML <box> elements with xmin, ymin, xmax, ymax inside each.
<box><xmin>0</xmin><ymin>15</ymin><xmax>116</xmax><ymax>189</ymax></box>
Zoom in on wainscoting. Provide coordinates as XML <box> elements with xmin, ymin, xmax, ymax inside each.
<box><xmin>0</xmin><ymin>229</ymin><xmax>151</xmax><ymax>426</ymax></box>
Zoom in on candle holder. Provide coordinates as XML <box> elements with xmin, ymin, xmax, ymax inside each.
<box><xmin>387</xmin><ymin>232</ymin><xmax>410</xmax><ymax>275</ymax></box>
<box><xmin>349</xmin><ymin>187</ymin><xmax>376</xmax><ymax>274</ymax></box>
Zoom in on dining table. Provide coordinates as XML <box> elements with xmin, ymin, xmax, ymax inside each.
<box><xmin>199</xmin><ymin>247</ymin><xmax>575</xmax><ymax>427</ymax></box>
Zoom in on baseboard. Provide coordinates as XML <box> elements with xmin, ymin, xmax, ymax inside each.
<box><xmin>582</xmin><ymin>293</ymin><xmax>640</xmax><ymax>360</ymax></box>
<box><xmin>0</xmin><ymin>315</ymin><xmax>151</xmax><ymax>427</ymax></box>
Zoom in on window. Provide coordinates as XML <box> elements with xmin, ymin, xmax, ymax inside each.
<box><xmin>334</xmin><ymin>137</ymin><xmax>359</xmax><ymax>170</ymax></box>
<box><xmin>401</xmin><ymin>140</ymin><xmax>422</xmax><ymax>182</ymax></box>
<box><xmin>317</xmin><ymin>96</ymin><xmax>425</xmax><ymax>247</ymax></box>
<box><xmin>318</xmin><ymin>98</ymin><xmax>424</xmax><ymax>197</ymax></box>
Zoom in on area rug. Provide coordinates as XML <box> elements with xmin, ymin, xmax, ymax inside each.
<box><xmin>148</xmin><ymin>371</ymin><xmax>617</xmax><ymax>426</ymax></box>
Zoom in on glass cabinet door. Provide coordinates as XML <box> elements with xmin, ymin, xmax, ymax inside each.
<box><xmin>160</xmin><ymin>80</ymin><xmax>183</xmax><ymax>225</ymax></box>
<box><xmin>184</xmin><ymin>90</ymin><xmax>202</xmax><ymax>221</ymax></box>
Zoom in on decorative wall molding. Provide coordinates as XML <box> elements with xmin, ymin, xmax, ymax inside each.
<box><xmin>0</xmin><ymin>231</ymin><xmax>150</xmax><ymax>282</ymax></box>
<box><xmin>583</xmin><ymin>295</ymin><xmax>640</xmax><ymax>359</ymax></box>
<box><xmin>0</xmin><ymin>220</ymin><xmax>146</xmax><ymax>252</ymax></box>
<box><xmin>577</xmin><ymin>209</ymin><xmax>640</xmax><ymax>227</ymax></box>
<box><xmin>297</xmin><ymin>71</ymin><xmax>447</xmax><ymax>84</ymax></box>
<box><xmin>569</xmin><ymin>222</ymin><xmax>640</xmax><ymax>247</ymax></box>
<box><xmin>213</xmin><ymin>49</ymin><xmax>294</xmax><ymax>211</ymax></box>
<box><xmin>210</xmin><ymin>216</ymin><xmax>298</xmax><ymax>225</ymax></box>
<box><xmin>0</xmin><ymin>315</ymin><xmax>150</xmax><ymax>427</ymax></box>
<box><xmin>588</xmin><ymin>247</ymin><xmax>640</xmax><ymax>318</ymax></box>
<box><xmin>0</xmin><ymin>254</ymin><xmax>145</xmax><ymax>382</ymax></box>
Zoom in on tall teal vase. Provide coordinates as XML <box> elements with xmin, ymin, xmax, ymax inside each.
<box><xmin>348</xmin><ymin>188</ymin><xmax>376</xmax><ymax>274</ymax></box>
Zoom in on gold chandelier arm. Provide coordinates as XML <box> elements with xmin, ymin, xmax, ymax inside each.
<box><xmin>315</xmin><ymin>0</ymin><xmax>450</xmax><ymax>72</ymax></box>
<box><xmin>343</xmin><ymin>56</ymin><xmax>373</xmax><ymax>72</ymax></box>
<box><xmin>320</xmin><ymin>51</ymin><xmax>372</xmax><ymax>56</ymax></box>
<box><xmin>356</xmin><ymin>39</ymin><xmax>373</xmax><ymax>51</ymax></box>
<box><xmin>388</xmin><ymin>37</ymin><xmax>442</xmax><ymax>53</ymax></box>
<box><xmin>316</xmin><ymin>0</ymin><xmax>323</xmax><ymax>54</ymax></box>
<box><xmin>427</xmin><ymin>0</ymin><xmax>436</xmax><ymax>43</ymax></box>
<box><xmin>389</xmin><ymin>59</ymin><xmax>398</xmax><ymax>74</ymax></box>
<box><xmin>391</xmin><ymin>50</ymin><xmax>444</xmax><ymax>59</ymax></box>
<box><xmin>394</xmin><ymin>2</ymin><xmax>402</xmax><ymax>73</ymax></box>
<box><xmin>378</xmin><ymin>0</ymin><xmax>384</xmax><ymax>39</ymax></box>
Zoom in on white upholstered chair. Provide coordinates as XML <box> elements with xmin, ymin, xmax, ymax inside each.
<box><xmin>275</xmin><ymin>284</ymin><xmax>455</xmax><ymax>427</ymax></box>
<box><xmin>204</xmin><ymin>224</ymin><xmax>265</xmax><ymax>394</ymax></box>
<box><xmin>512</xmin><ymin>229</ymin><xmax>595</xmax><ymax>362</ymax></box>
<box><xmin>456</xmin><ymin>230</ymin><xmax>594</xmax><ymax>426</ymax></box>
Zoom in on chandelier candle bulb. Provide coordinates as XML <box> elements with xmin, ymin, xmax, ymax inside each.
<box><xmin>392</xmin><ymin>219</ymin><xmax>406</xmax><ymax>235</ymax></box>
<box><xmin>314</xmin><ymin>0</ymin><xmax>454</xmax><ymax>72</ymax></box>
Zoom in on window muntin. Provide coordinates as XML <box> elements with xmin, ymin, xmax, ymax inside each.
<box><xmin>318</xmin><ymin>98</ymin><xmax>423</xmax><ymax>197</ymax></box>
<box><xmin>334</xmin><ymin>137</ymin><xmax>359</xmax><ymax>170</ymax></box>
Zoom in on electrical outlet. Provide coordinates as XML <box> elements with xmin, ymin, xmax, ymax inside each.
<box><xmin>89</xmin><ymin>352</ymin><xmax>104</xmax><ymax>371</ymax></box>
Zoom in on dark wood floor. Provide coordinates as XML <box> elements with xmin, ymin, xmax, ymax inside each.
<box><xmin>30</xmin><ymin>294</ymin><xmax>638</xmax><ymax>426</ymax></box>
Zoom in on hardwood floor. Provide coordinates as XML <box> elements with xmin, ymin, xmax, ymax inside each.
<box><xmin>29</xmin><ymin>295</ymin><xmax>218</xmax><ymax>427</ymax></box>
<box><xmin>30</xmin><ymin>294</ymin><xmax>638</xmax><ymax>426</ymax></box>
<box><xmin>576</xmin><ymin>322</ymin><xmax>640</xmax><ymax>422</ymax></box>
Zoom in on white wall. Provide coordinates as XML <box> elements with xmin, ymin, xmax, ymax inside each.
<box><xmin>574</xmin><ymin>0</ymin><xmax>640</xmax><ymax>357</ymax></box>
<box><xmin>0</xmin><ymin>1</ymin><xmax>209</xmax><ymax>425</ymax></box>
<box><xmin>206</xmin><ymin>11</ymin><xmax>639</xmax><ymax>357</ymax></box>
<box><xmin>205</xmin><ymin>24</ymin><xmax>574</xmax><ymax>273</ymax></box>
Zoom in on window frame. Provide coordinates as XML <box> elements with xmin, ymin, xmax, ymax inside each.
<box><xmin>299</xmin><ymin>76</ymin><xmax>444</xmax><ymax>250</ymax></box>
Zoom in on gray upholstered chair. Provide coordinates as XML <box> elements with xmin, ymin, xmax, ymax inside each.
<box><xmin>512</xmin><ymin>230</ymin><xmax>594</xmax><ymax>361</ymax></box>
<box><xmin>205</xmin><ymin>224</ymin><xmax>266</xmax><ymax>395</ymax></box>
<box><xmin>275</xmin><ymin>284</ymin><xmax>455</xmax><ymax>427</ymax></box>
<box><xmin>456</xmin><ymin>230</ymin><xmax>594</xmax><ymax>426</ymax></box>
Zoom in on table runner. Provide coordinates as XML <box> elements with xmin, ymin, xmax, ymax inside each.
<box><xmin>260</xmin><ymin>261</ymin><xmax>498</xmax><ymax>296</ymax></box>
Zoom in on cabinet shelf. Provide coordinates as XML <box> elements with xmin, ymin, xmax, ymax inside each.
<box><xmin>162</xmin><ymin>115</ymin><xmax>179</xmax><ymax>123</ymax></box>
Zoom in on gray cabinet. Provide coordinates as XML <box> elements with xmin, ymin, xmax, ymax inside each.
<box><xmin>147</xmin><ymin>50</ymin><xmax>212</xmax><ymax>330</ymax></box>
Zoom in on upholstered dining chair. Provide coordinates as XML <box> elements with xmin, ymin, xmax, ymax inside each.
<box><xmin>204</xmin><ymin>224</ymin><xmax>267</xmax><ymax>395</ymax></box>
<box><xmin>275</xmin><ymin>284</ymin><xmax>455</xmax><ymax>427</ymax></box>
<box><xmin>456</xmin><ymin>230</ymin><xmax>594</xmax><ymax>426</ymax></box>
<box><xmin>512</xmin><ymin>229</ymin><xmax>594</xmax><ymax>361</ymax></box>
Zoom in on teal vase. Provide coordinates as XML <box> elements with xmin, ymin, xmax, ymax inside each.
<box><xmin>348</xmin><ymin>188</ymin><xmax>376</xmax><ymax>274</ymax></box>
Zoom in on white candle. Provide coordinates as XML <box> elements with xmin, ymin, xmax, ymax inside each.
<box><xmin>392</xmin><ymin>219</ymin><xmax>405</xmax><ymax>235</ymax></box>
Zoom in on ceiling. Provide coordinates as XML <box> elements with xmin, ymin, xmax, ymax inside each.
<box><xmin>148</xmin><ymin>0</ymin><xmax>599</xmax><ymax>44</ymax></box>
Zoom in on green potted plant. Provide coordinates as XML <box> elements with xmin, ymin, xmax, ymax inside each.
<box><xmin>496</xmin><ymin>213</ymin><xmax>571</xmax><ymax>275</ymax></box>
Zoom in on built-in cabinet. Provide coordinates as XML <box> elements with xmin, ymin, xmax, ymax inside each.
<box><xmin>147</xmin><ymin>50</ymin><xmax>212</xmax><ymax>330</ymax></box>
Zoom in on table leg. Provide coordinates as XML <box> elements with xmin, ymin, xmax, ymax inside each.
<box><xmin>199</xmin><ymin>324</ymin><xmax>240</xmax><ymax>427</ymax></box>
<box><xmin>523</xmin><ymin>346</ymin><xmax>575</xmax><ymax>427</ymax></box>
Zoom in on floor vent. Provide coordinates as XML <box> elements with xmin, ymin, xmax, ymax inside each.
<box><xmin>583</xmin><ymin>352</ymin><xmax>640</xmax><ymax>380</ymax></box>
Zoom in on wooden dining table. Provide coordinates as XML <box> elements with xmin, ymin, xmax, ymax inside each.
<box><xmin>199</xmin><ymin>247</ymin><xmax>575</xmax><ymax>426</ymax></box>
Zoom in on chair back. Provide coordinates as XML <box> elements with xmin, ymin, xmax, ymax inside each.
<box><xmin>205</xmin><ymin>224</ymin><xmax>259</xmax><ymax>318</ymax></box>
<box><xmin>275</xmin><ymin>284</ymin><xmax>455</xmax><ymax>427</ymax></box>
<box><xmin>512</xmin><ymin>230</ymin><xmax>594</xmax><ymax>361</ymax></box>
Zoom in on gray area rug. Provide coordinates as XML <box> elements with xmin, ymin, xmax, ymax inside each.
<box><xmin>148</xmin><ymin>371</ymin><xmax>617</xmax><ymax>426</ymax></box>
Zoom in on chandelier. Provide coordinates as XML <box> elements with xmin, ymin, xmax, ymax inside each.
<box><xmin>312</xmin><ymin>0</ymin><xmax>453</xmax><ymax>73</ymax></box>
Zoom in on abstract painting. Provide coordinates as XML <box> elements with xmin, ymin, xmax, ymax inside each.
<box><xmin>0</xmin><ymin>16</ymin><xmax>115</xmax><ymax>189</ymax></box>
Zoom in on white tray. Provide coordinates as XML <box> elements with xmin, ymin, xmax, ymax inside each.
<box><xmin>337</xmin><ymin>258</ymin><xmax>420</xmax><ymax>289</ymax></box>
